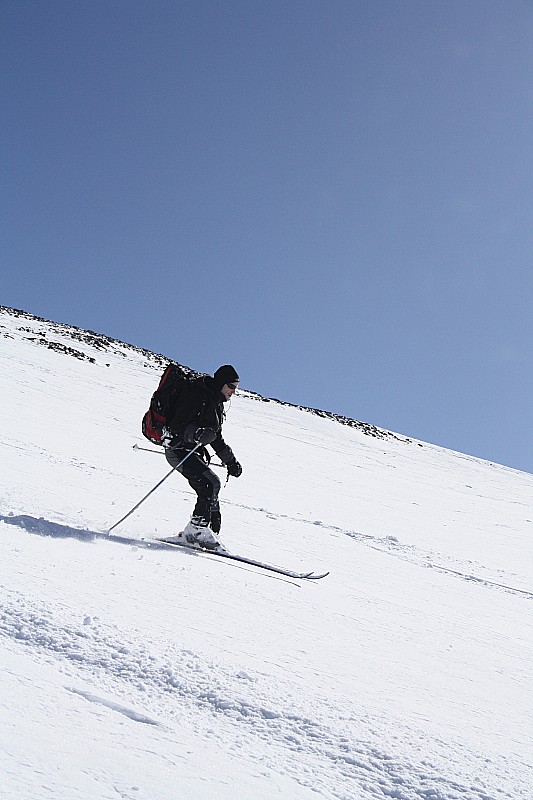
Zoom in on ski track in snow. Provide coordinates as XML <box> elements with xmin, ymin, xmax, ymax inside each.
<box><xmin>228</xmin><ymin>504</ymin><xmax>533</xmax><ymax>600</ymax></box>
<box><xmin>3</xmin><ymin>510</ymin><xmax>530</xmax><ymax>601</ymax></box>
<box><xmin>0</xmin><ymin>584</ymin><xmax>525</xmax><ymax>800</ymax></box>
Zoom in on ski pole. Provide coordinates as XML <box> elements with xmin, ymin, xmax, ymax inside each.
<box><xmin>132</xmin><ymin>443</ymin><xmax>227</xmax><ymax>469</ymax></box>
<box><xmin>108</xmin><ymin>444</ymin><xmax>202</xmax><ymax>533</ymax></box>
<box><xmin>132</xmin><ymin>443</ymin><xmax>162</xmax><ymax>455</ymax></box>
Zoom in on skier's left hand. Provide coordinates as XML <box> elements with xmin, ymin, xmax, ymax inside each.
<box><xmin>227</xmin><ymin>458</ymin><xmax>242</xmax><ymax>478</ymax></box>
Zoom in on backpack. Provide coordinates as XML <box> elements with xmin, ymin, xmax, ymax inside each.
<box><xmin>142</xmin><ymin>364</ymin><xmax>189</xmax><ymax>445</ymax></box>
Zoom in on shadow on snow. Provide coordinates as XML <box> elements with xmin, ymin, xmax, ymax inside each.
<box><xmin>0</xmin><ymin>513</ymin><xmax>165</xmax><ymax>551</ymax></box>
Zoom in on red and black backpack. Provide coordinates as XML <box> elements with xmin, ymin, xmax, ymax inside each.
<box><xmin>142</xmin><ymin>364</ymin><xmax>188</xmax><ymax>445</ymax></box>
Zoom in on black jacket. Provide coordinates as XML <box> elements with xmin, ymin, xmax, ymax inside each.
<box><xmin>166</xmin><ymin>376</ymin><xmax>234</xmax><ymax>462</ymax></box>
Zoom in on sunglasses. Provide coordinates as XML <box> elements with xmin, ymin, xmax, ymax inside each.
<box><xmin>227</xmin><ymin>383</ymin><xmax>238</xmax><ymax>390</ymax></box>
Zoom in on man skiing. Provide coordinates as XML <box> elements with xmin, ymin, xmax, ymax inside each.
<box><xmin>163</xmin><ymin>365</ymin><xmax>242</xmax><ymax>551</ymax></box>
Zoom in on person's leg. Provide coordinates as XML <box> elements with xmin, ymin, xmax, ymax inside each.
<box><xmin>210</xmin><ymin>501</ymin><xmax>221</xmax><ymax>534</ymax></box>
<box><xmin>165</xmin><ymin>448</ymin><xmax>221</xmax><ymax>526</ymax></box>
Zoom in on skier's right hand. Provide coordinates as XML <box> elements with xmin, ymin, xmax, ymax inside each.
<box><xmin>191</xmin><ymin>426</ymin><xmax>216</xmax><ymax>446</ymax></box>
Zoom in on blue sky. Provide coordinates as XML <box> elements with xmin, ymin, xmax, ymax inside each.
<box><xmin>3</xmin><ymin>0</ymin><xmax>532</xmax><ymax>473</ymax></box>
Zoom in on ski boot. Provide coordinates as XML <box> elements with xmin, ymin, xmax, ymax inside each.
<box><xmin>182</xmin><ymin>517</ymin><xmax>226</xmax><ymax>552</ymax></box>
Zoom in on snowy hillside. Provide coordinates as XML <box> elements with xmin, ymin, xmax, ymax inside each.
<box><xmin>1</xmin><ymin>305</ymin><xmax>531</xmax><ymax>800</ymax></box>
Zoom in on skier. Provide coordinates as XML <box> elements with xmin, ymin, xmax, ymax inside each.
<box><xmin>163</xmin><ymin>365</ymin><xmax>242</xmax><ymax>550</ymax></box>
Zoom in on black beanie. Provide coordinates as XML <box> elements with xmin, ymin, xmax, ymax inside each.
<box><xmin>213</xmin><ymin>365</ymin><xmax>240</xmax><ymax>392</ymax></box>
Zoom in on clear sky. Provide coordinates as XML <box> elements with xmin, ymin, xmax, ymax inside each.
<box><xmin>3</xmin><ymin>0</ymin><xmax>532</xmax><ymax>473</ymax></box>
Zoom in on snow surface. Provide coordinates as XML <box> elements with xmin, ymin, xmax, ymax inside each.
<box><xmin>0</xmin><ymin>306</ymin><xmax>532</xmax><ymax>800</ymax></box>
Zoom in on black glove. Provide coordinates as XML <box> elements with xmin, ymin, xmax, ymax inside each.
<box><xmin>195</xmin><ymin>427</ymin><xmax>217</xmax><ymax>446</ymax></box>
<box><xmin>226</xmin><ymin>458</ymin><xmax>242</xmax><ymax>478</ymax></box>
<box><xmin>184</xmin><ymin>425</ymin><xmax>216</xmax><ymax>446</ymax></box>
<box><xmin>217</xmin><ymin>445</ymin><xmax>241</xmax><ymax>476</ymax></box>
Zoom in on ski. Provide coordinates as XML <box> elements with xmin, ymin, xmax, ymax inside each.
<box><xmin>149</xmin><ymin>537</ymin><xmax>329</xmax><ymax>580</ymax></box>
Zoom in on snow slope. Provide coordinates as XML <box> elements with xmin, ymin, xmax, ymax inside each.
<box><xmin>1</xmin><ymin>306</ymin><xmax>531</xmax><ymax>800</ymax></box>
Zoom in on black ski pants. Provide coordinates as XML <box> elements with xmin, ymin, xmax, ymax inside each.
<box><xmin>165</xmin><ymin>447</ymin><xmax>222</xmax><ymax>532</ymax></box>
